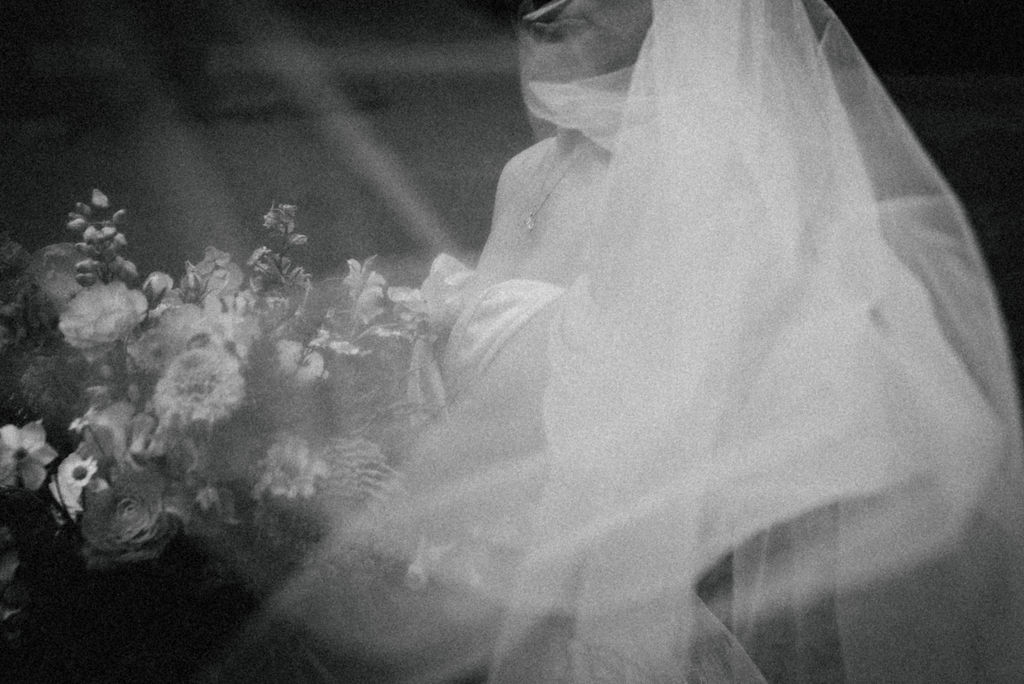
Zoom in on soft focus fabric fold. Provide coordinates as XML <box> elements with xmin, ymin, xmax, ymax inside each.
<box><xmin>502</xmin><ymin>0</ymin><xmax>1024</xmax><ymax>680</ymax></box>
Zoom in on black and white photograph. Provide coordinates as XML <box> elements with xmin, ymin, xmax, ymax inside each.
<box><xmin>2</xmin><ymin>1</ymin><xmax>1023</xmax><ymax>681</ymax></box>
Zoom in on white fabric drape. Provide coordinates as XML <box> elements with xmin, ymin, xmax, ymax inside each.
<box><xmin>495</xmin><ymin>0</ymin><xmax>1024</xmax><ymax>680</ymax></box>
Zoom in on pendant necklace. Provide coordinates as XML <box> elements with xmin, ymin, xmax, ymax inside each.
<box><xmin>525</xmin><ymin>143</ymin><xmax>581</xmax><ymax>234</ymax></box>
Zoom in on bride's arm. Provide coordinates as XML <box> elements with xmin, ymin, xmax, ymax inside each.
<box><xmin>402</xmin><ymin>140</ymin><xmax>560</xmax><ymax>492</ymax></box>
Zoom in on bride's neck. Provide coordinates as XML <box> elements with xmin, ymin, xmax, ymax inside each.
<box><xmin>553</xmin><ymin>128</ymin><xmax>609</xmax><ymax>162</ymax></box>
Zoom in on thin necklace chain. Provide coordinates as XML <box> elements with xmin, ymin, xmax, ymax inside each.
<box><xmin>525</xmin><ymin>142</ymin><xmax>582</xmax><ymax>233</ymax></box>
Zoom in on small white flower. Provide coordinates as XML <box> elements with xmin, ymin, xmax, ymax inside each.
<box><xmin>0</xmin><ymin>421</ymin><xmax>58</xmax><ymax>490</ymax></box>
<box><xmin>49</xmin><ymin>451</ymin><xmax>98</xmax><ymax>517</ymax></box>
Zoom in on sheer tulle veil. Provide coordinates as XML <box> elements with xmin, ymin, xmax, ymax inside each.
<box><xmin>504</xmin><ymin>0</ymin><xmax>1024</xmax><ymax>679</ymax></box>
<box><xmin>218</xmin><ymin>1</ymin><xmax>1024</xmax><ymax>681</ymax></box>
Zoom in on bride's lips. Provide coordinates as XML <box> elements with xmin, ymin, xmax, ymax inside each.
<box><xmin>519</xmin><ymin>0</ymin><xmax>574</xmax><ymax>25</ymax></box>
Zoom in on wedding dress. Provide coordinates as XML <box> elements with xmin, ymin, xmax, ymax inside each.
<box><xmin>416</xmin><ymin>1</ymin><xmax>1024</xmax><ymax>682</ymax></box>
<box><xmin>438</xmin><ymin>273</ymin><xmax>773</xmax><ymax>680</ymax></box>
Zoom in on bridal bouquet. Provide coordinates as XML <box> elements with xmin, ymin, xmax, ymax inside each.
<box><xmin>0</xmin><ymin>191</ymin><xmax>462</xmax><ymax>646</ymax></box>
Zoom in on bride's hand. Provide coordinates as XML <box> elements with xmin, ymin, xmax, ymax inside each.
<box><xmin>401</xmin><ymin>303</ymin><xmax>556</xmax><ymax>520</ymax></box>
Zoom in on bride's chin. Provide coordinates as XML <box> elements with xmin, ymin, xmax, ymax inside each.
<box><xmin>519</xmin><ymin>47</ymin><xmax>575</xmax><ymax>84</ymax></box>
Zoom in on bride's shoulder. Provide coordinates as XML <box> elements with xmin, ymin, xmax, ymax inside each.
<box><xmin>497</xmin><ymin>137</ymin><xmax>557</xmax><ymax>191</ymax></box>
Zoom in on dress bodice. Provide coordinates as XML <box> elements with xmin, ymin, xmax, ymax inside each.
<box><xmin>442</xmin><ymin>278</ymin><xmax>565</xmax><ymax>401</ymax></box>
<box><xmin>404</xmin><ymin>260</ymin><xmax>566</xmax><ymax>594</ymax></box>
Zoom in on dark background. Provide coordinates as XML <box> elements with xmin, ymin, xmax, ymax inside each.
<box><xmin>3</xmin><ymin>1</ymin><xmax>1022</xmax><ymax>307</ymax></box>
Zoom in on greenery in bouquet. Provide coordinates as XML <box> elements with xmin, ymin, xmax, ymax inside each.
<box><xmin>0</xmin><ymin>191</ymin><xmax>457</xmax><ymax>657</ymax></box>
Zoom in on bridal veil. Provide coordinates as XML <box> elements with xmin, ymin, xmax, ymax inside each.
<box><xmin>497</xmin><ymin>0</ymin><xmax>1024</xmax><ymax>681</ymax></box>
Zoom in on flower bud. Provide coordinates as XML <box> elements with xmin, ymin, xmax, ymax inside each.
<box><xmin>100</xmin><ymin>225</ymin><xmax>118</xmax><ymax>241</ymax></box>
<box><xmin>183</xmin><ymin>270</ymin><xmax>201</xmax><ymax>291</ymax></box>
<box><xmin>119</xmin><ymin>260</ymin><xmax>139</xmax><ymax>283</ymax></box>
<box><xmin>113</xmin><ymin>233</ymin><xmax>128</xmax><ymax>249</ymax></box>
<box><xmin>180</xmin><ymin>270</ymin><xmax>203</xmax><ymax>302</ymax></box>
<box><xmin>66</xmin><ymin>217</ymin><xmax>88</xmax><ymax>233</ymax></box>
<box><xmin>75</xmin><ymin>272</ymin><xmax>98</xmax><ymax>287</ymax></box>
<box><xmin>142</xmin><ymin>271</ymin><xmax>173</xmax><ymax>303</ymax></box>
<box><xmin>83</xmin><ymin>226</ymin><xmax>101</xmax><ymax>243</ymax></box>
<box><xmin>91</xmin><ymin>189</ymin><xmax>109</xmax><ymax>209</ymax></box>
<box><xmin>75</xmin><ymin>202</ymin><xmax>92</xmax><ymax>217</ymax></box>
<box><xmin>75</xmin><ymin>259</ymin><xmax>96</xmax><ymax>274</ymax></box>
<box><xmin>111</xmin><ymin>209</ymin><xmax>127</xmax><ymax>225</ymax></box>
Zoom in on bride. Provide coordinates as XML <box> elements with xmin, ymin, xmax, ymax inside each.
<box><xmin>216</xmin><ymin>1</ymin><xmax>1024</xmax><ymax>681</ymax></box>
